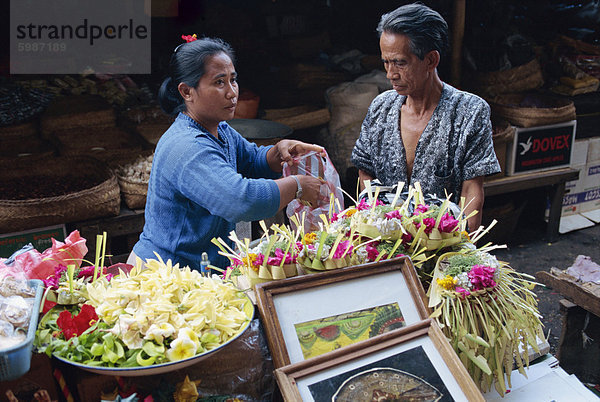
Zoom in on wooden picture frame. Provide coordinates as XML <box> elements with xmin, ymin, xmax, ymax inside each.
<box><xmin>255</xmin><ymin>257</ymin><xmax>429</xmax><ymax>368</ymax></box>
<box><xmin>275</xmin><ymin>319</ymin><xmax>484</xmax><ymax>402</ymax></box>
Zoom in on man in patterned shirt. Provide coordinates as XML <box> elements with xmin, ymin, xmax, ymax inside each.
<box><xmin>351</xmin><ymin>3</ymin><xmax>500</xmax><ymax>230</ymax></box>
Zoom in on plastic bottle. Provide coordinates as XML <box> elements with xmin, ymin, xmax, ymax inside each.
<box><xmin>200</xmin><ymin>252</ymin><xmax>210</xmax><ymax>276</ymax></box>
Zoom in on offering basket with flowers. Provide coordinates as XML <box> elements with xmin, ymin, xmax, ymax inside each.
<box><xmin>35</xmin><ymin>235</ymin><xmax>253</xmax><ymax>375</ymax></box>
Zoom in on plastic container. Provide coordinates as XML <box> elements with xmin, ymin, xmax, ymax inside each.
<box><xmin>0</xmin><ymin>279</ymin><xmax>44</xmax><ymax>381</ymax></box>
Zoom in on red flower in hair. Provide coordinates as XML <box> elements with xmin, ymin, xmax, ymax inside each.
<box><xmin>181</xmin><ymin>34</ymin><xmax>198</xmax><ymax>43</ymax></box>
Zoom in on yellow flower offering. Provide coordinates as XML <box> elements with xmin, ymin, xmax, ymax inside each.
<box><xmin>436</xmin><ymin>275</ymin><xmax>457</xmax><ymax>290</ymax></box>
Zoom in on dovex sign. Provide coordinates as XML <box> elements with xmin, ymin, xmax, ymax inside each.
<box><xmin>510</xmin><ymin>121</ymin><xmax>576</xmax><ymax>175</ymax></box>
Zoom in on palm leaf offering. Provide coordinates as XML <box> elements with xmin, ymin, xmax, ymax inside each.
<box><xmin>214</xmin><ymin>181</ymin><xmax>545</xmax><ymax>395</ymax></box>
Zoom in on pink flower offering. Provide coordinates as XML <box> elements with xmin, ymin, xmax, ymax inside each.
<box><xmin>414</xmin><ymin>217</ymin><xmax>437</xmax><ymax>234</ymax></box>
<box><xmin>438</xmin><ymin>213</ymin><xmax>459</xmax><ymax>233</ymax></box>
<box><xmin>366</xmin><ymin>244</ymin><xmax>379</xmax><ymax>261</ymax></box>
<box><xmin>357</xmin><ymin>198</ymin><xmax>384</xmax><ymax>211</ymax></box>
<box><xmin>384</xmin><ymin>210</ymin><xmax>402</xmax><ymax>220</ymax></box>
<box><xmin>330</xmin><ymin>212</ymin><xmax>339</xmax><ymax>222</ymax></box>
<box><xmin>333</xmin><ymin>240</ymin><xmax>353</xmax><ymax>259</ymax></box>
<box><xmin>43</xmin><ymin>264</ymin><xmax>68</xmax><ymax>289</ymax></box>
<box><xmin>456</xmin><ymin>286</ymin><xmax>471</xmax><ymax>298</ymax></box>
<box><xmin>413</xmin><ymin>204</ymin><xmax>429</xmax><ymax>215</ymax></box>
<box><xmin>468</xmin><ymin>265</ymin><xmax>497</xmax><ymax>290</ymax></box>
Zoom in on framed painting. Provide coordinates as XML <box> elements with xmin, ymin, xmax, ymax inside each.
<box><xmin>274</xmin><ymin>319</ymin><xmax>483</xmax><ymax>402</ymax></box>
<box><xmin>255</xmin><ymin>257</ymin><xmax>429</xmax><ymax>368</ymax></box>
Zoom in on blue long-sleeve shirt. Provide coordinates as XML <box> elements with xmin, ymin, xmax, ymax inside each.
<box><xmin>133</xmin><ymin>113</ymin><xmax>280</xmax><ymax>270</ymax></box>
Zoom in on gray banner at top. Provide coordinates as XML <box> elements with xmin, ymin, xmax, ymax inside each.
<box><xmin>10</xmin><ymin>0</ymin><xmax>151</xmax><ymax>74</ymax></box>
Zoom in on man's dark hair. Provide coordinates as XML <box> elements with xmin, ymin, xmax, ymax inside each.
<box><xmin>377</xmin><ymin>3</ymin><xmax>449</xmax><ymax>60</ymax></box>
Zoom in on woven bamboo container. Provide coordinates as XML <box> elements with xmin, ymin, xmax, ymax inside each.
<box><xmin>0</xmin><ymin>157</ymin><xmax>120</xmax><ymax>233</ymax></box>
<box><xmin>489</xmin><ymin>93</ymin><xmax>576</xmax><ymax>128</ymax></box>
<box><xmin>116</xmin><ymin>176</ymin><xmax>147</xmax><ymax>209</ymax></box>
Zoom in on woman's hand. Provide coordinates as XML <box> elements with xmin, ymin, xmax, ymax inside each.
<box><xmin>275</xmin><ymin>174</ymin><xmax>325</xmax><ymax>211</ymax></box>
<box><xmin>267</xmin><ymin>140</ymin><xmax>324</xmax><ymax>172</ymax></box>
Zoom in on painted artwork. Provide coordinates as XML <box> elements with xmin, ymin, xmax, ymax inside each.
<box><xmin>308</xmin><ymin>345</ymin><xmax>454</xmax><ymax>402</ymax></box>
<box><xmin>294</xmin><ymin>302</ymin><xmax>405</xmax><ymax>359</ymax></box>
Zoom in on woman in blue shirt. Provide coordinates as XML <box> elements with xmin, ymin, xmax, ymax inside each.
<box><xmin>130</xmin><ymin>37</ymin><xmax>324</xmax><ymax>270</ymax></box>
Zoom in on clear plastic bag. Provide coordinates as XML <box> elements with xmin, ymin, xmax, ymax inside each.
<box><xmin>283</xmin><ymin>150</ymin><xmax>344</xmax><ymax>232</ymax></box>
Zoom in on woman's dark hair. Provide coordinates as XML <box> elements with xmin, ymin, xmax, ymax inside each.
<box><xmin>377</xmin><ymin>3</ymin><xmax>449</xmax><ymax>60</ymax></box>
<box><xmin>158</xmin><ymin>37</ymin><xmax>236</xmax><ymax>116</ymax></box>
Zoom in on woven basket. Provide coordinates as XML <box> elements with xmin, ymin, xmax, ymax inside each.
<box><xmin>41</xmin><ymin>95</ymin><xmax>116</xmax><ymax>137</ymax></box>
<box><xmin>475</xmin><ymin>59</ymin><xmax>544</xmax><ymax>96</ymax></box>
<box><xmin>0</xmin><ymin>157</ymin><xmax>120</xmax><ymax>233</ymax></box>
<box><xmin>0</xmin><ymin>121</ymin><xmax>38</xmax><ymax>140</ymax></box>
<box><xmin>0</xmin><ymin>137</ymin><xmax>56</xmax><ymax>162</ymax></box>
<box><xmin>489</xmin><ymin>93</ymin><xmax>576</xmax><ymax>128</ymax></box>
<box><xmin>116</xmin><ymin>176</ymin><xmax>147</xmax><ymax>209</ymax></box>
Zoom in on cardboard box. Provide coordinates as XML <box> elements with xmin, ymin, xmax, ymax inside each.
<box><xmin>561</xmin><ymin>166</ymin><xmax>585</xmax><ymax>216</ymax></box>
<box><xmin>580</xmin><ymin>162</ymin><xmax>600</xmax><ymax>213</ymax></box>
<box><xmin>572</xmin><ymin>138</ymin><xmax>589</xmax><ymax>167</ymax></box>
<box><xmin>507</xmin><ymin>120</ymin><xmax>576</xmax><ymax>175</ymax></box>
<box><xmin>587</xmin><ymin>137</ymin><xmax>600</xmax><ymax>163</ymax></box>
<box><xmin>561</xmin><ymin>162</ymin><xmax>600</xmax><ymax>215</ymax></box>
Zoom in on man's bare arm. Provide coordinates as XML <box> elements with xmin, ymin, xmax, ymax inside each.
<box><xmin>461</xmin><ymin>176</ymin><xmax>485</xmax><ymax>232</ymax></box>
<box><xmin>358</xmin><ymin>169</ymin><xmax>375</xmax><ymax>192</ymax></box>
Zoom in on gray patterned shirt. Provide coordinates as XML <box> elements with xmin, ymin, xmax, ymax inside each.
<box><xmin>351</xmin><ymin>83</ymin><xmax>500</xmax><ymax>203</ymax></box>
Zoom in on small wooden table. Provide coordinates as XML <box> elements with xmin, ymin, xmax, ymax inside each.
<box><xmin>484</xmin><ymin>167</ymin><xmax>579</xmax><ymax>242</ymax></box>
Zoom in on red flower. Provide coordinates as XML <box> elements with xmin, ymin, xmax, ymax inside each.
<box><xmin>415</xmin><ymin>218</ymin><xmax>436</xmax><ymax>234</ymax></box>
<box><xmin>56</xmin><ymin>304</ymin><xmax>98</xmax><ymax>340</ymax></box>
<box><xmin>366</xmin><ymin>244</ymin><xmax>380</xmax><ymax>261</ymax></box>
<box><xmin>181</xmin><ymin>34</ymin><xmax>197</xmax><ymax>43</ymax></box>
<box><xmin>384</xmin><ymin>210</ymin><xmax>402</xmax><ymax>220</ymax></box>
<box><xmin>56</xmin><ymin>310</ymin><xmax>78</xmax><ymax>339</ymax></box>
<box><xmin>413</xmin><ymin>204</ymin><xmax>429</xmax><ymax>215</ymax></box>
<box><xmin>456</xmin><ymin>286</ymin><xmax>471</xmax><ymax>298</ymax></box>
<box><xmin>468</xmin><ymin>265</ymin><xmax>497</xmax><ymax>290</ymax></box>
<box><xmin>438</xmin><ymin>213</ymin><xmax>459</xmax><ymax>233</ymax></box>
